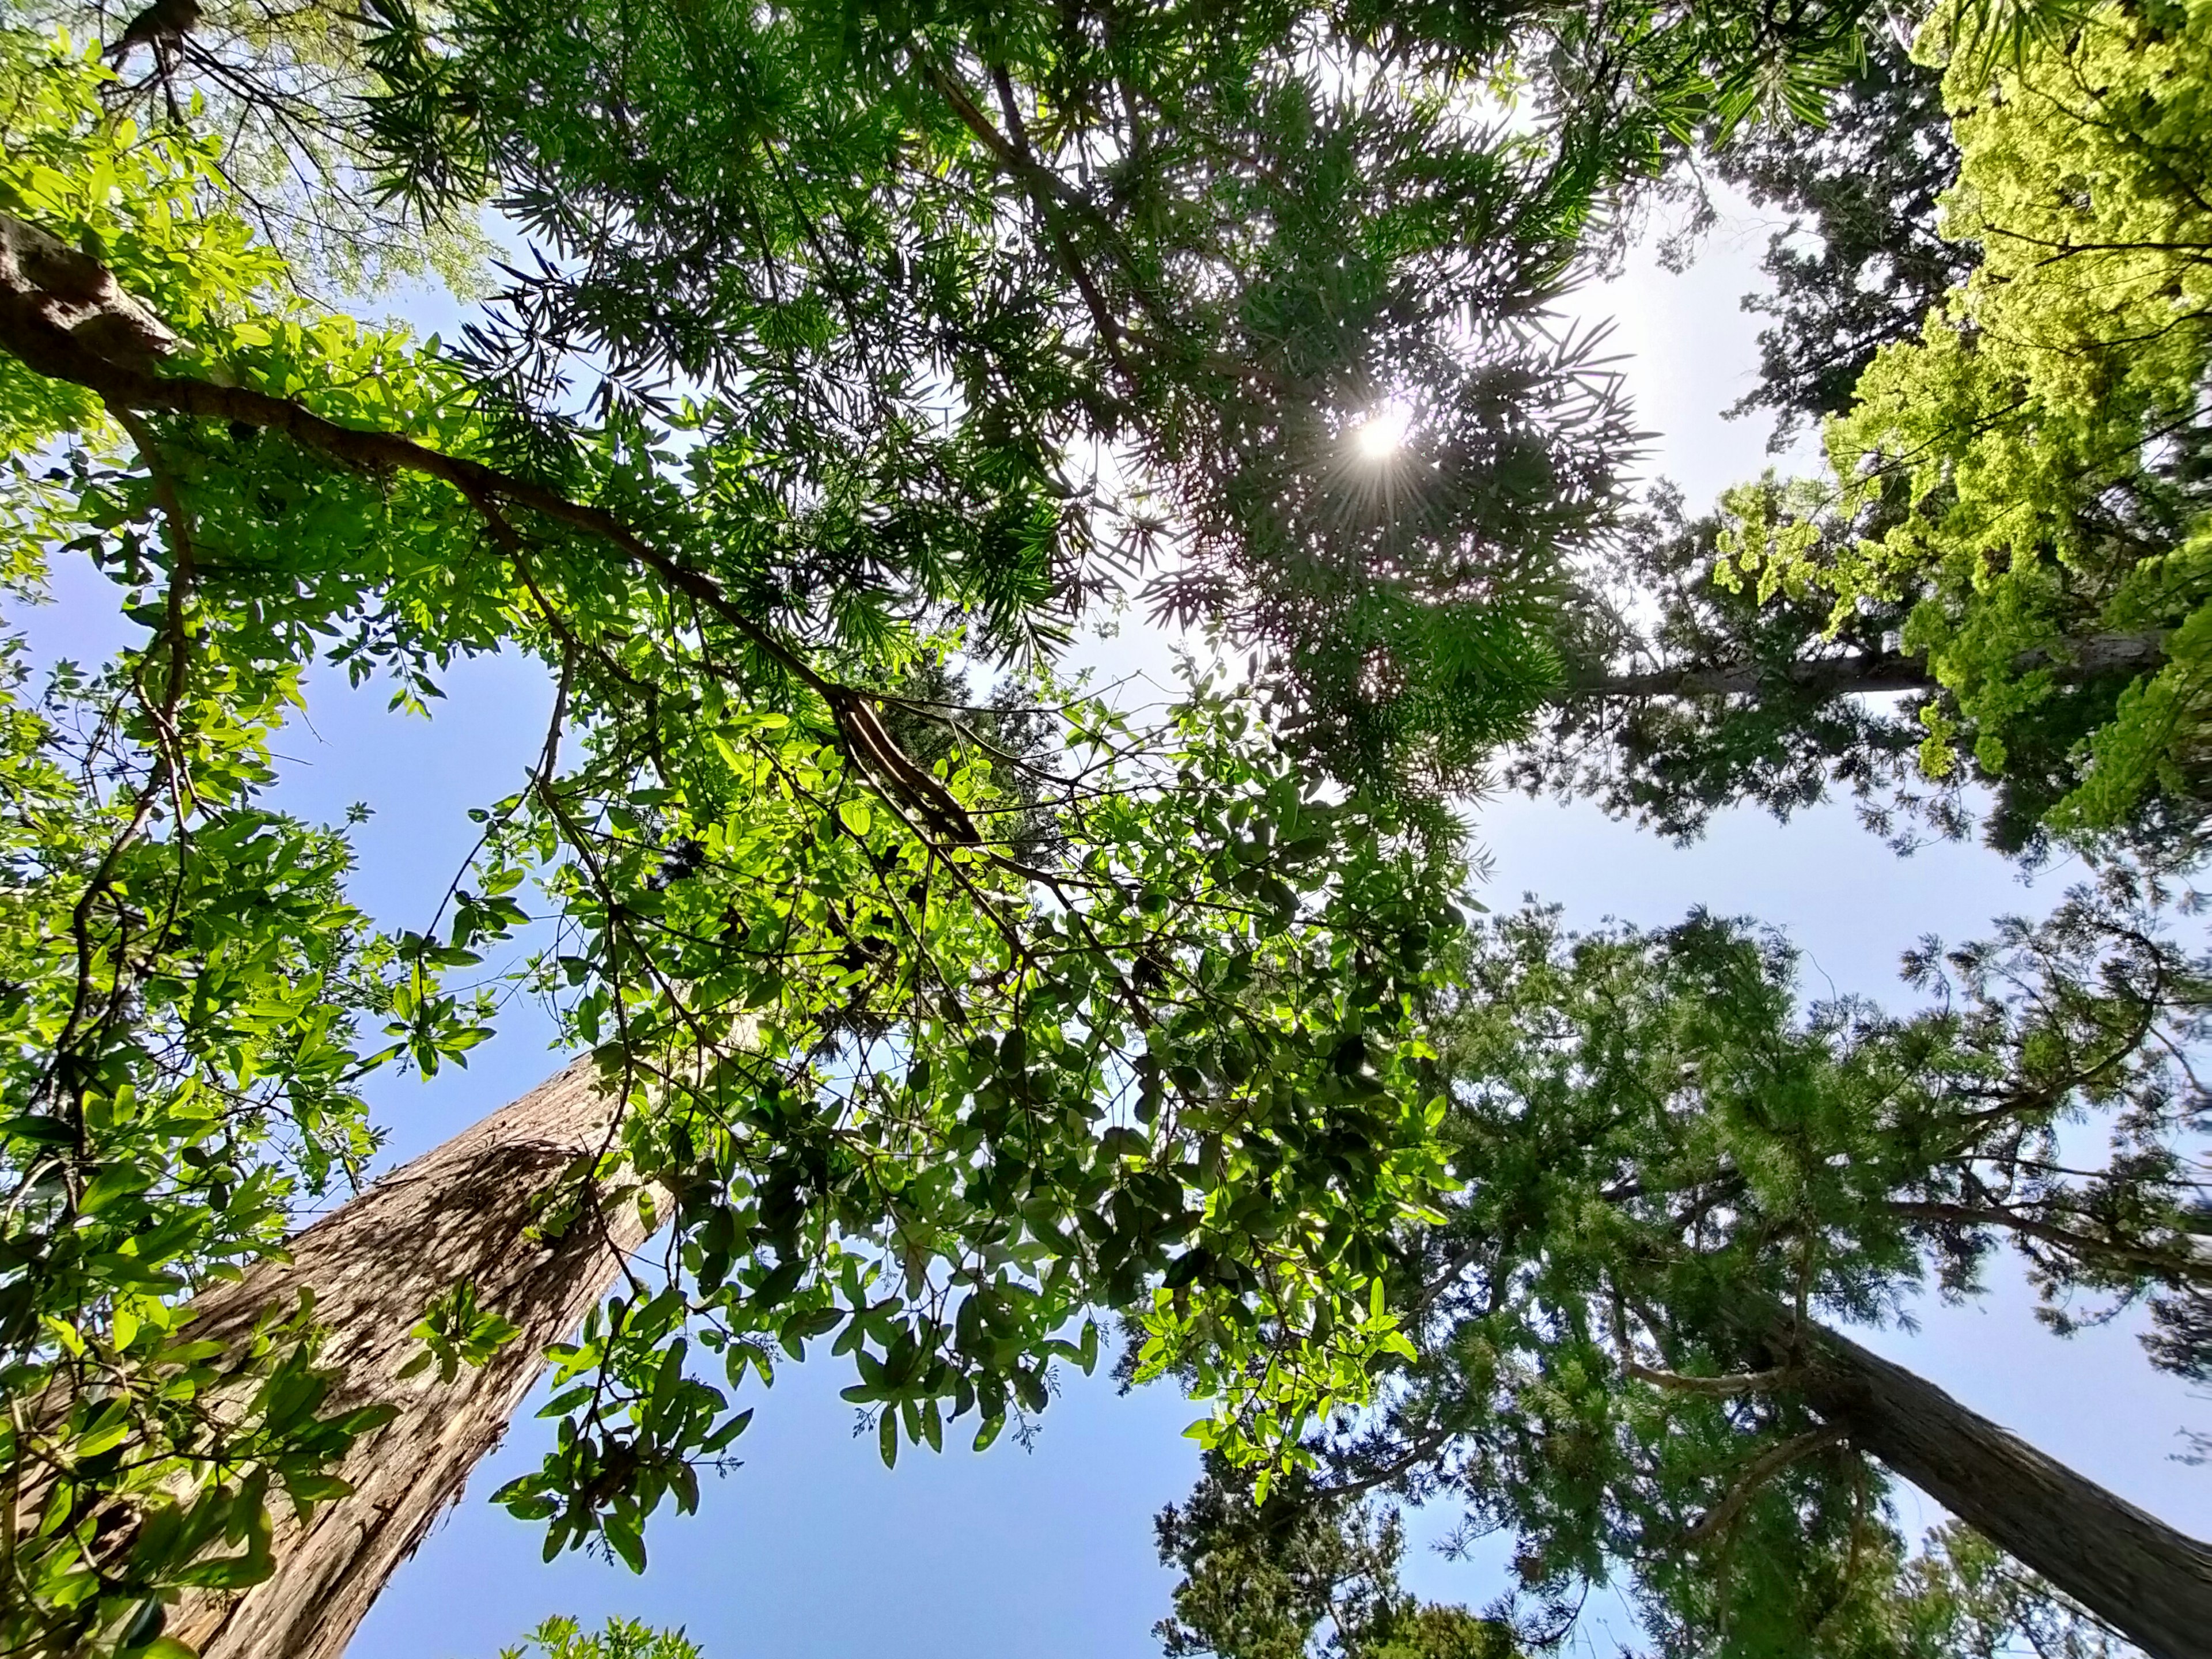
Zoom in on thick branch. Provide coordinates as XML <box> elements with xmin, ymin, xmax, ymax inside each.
<box><xmin>1563</xmin><ymin>632</ymin><xmax>2167</xmax><ymax>704</ymax></box>
<box><xmin>1628</xmin><ymin>1362</ymin><xmax>1806</xmax><ymax>1397</ymax></box>
<box><xmin>0</xmin><ymin>214</ymin><xmax>975</xmax><ymax>842</ymax></box>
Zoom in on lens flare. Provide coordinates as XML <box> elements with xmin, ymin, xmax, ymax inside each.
<box><xmin>1352</xmin><ymin>403</ymin><xmax>1412</xmax><ymax>459</ymax></box>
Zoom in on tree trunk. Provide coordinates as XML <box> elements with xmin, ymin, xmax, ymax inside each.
<box><xmin>166</xmin><ymin>1059</ymin><xmax>647</xmax><ymax>1659</ymax></box>
<box><xmin>1770</xmin><ymin>1310</ymin><xmax>2212</xmax><ymax>1659</ymax></box>
<box><xmin>1563</xmin><ymin>631</ymin><xmax>2166</xmax><ymax>704</ymax></box>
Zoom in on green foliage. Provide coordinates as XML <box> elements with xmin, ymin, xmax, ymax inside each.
<box><xmin>1154</xmin><ymin>1455</ymin><xmax>1519</xmax><ymax>1659</ymax></box>
<box><xmin>0</xmin><ymin>16</ymin><xmax>1484</xmax><ymax>1643</ymax></box>
<box><xmin>1700</xmin><ymin>21</ymin><xmax>1973</xmax><ymax>448</ymax></box>
<box><xmin>499</xmin><ymin>1616</ymin><xmax>703</xmax><ymax>1659</ymax></box>
<box><xmin>352</xmin><ymin>0</ymin><xmax>1661</xmax><ymax>808</ymax></box>
<box><xmin>1879</xmin><ymin>1524</ymin><xmax>2135</xmax><ymax>1659</ymax></box>
<box><xmin>0</xmin><ymin>1</ymin><xmax>2010</xmax><ymax>1648</ymax></box>
<box><xmin>402</xmin><ymin>1281</ymin><xmax>522</xmax><ymax>1384</ymax></box>
<box><xmin>1725</xmin><ymin>0</ymin><xmax>2212</xmax><ymax>858</ymax></box>
<box><xmin>0</xmin><ymin>37</ymin><xmax>475</xmax><ymax>1653</ymax></box>
<box><xmin>1259</xmin><ymin>877</ymin><xmax>2205</xmax><ymax>1653</ymax></box>
<box><xmin>1516</xmin><ymin>481</ymin><xmax>1949</xmax><ymax>850</ymax></box>
<box><xmin>1160</xmin><ymin>1476</ymin><xmax>2133</xmax><ymax>1659</ymax></box>
<box><xmin>14</xmin><ymin>0</ymin><xmax>492</xmax><ymax>296</ymax></box>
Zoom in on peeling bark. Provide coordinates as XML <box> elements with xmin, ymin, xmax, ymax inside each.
<box><xmin>1760</xmin><ymin>1309</ymin><xmax>2212</xmax><ymax>1659</ymax></box>
<box><xmin>168</xmin><ymin>1060</ymin><xmax>648</xmax><ymax>1659</ymax></box>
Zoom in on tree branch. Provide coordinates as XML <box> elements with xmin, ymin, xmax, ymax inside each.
<box><xmin>1887</xmin><ymin>1199</ymin><xmax>2212</xmax><ymax>1282</ymax></box>
<box><xmin>1678</xmin><ymin>1427</ymin><xmax>1842</xmax><ymax>1550</ymax></box>
<box><xmin>1563</xmin><ymin>632</ymin><xmax>2166</xmax><ymax>704</ymax></box>
<box><xmin>0</xmin><ymin>212</ymin><xmax>976</xmax><ymax>844</ymax></box>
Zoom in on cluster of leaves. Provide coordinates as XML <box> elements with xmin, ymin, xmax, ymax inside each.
<box><xmin>1162</xmin><ymin>1468</ymin><xmax>2135</xmax><ymax>1659</ymax></box>
<box><xmin>1725</xmin><ymin>0</ymin><xmax>2212</xmax><ymax>859</ymax></box>
<box><xmin>475</xmin><ymin>676</ymin><xmax>1473</xmax><ymax>1566</ymax></box>
<box><xmin>0</xmin><ymin>14</ymin><xmax>1495</xmax><ymax>1635</ymax></box>
<box><xmin>1210</xmin><ymin>876</ymin><xmax>2206</xmax><ymax>1654</ymax></box>
<box><xmin>498</xmin><ymin>1615</ymin><xmax>703</xmax><ymax>1659</ymax></box>
<box><xmin>1691</xmin><ymin>13</ymin><xmax>1972</xmax><ymax>450</ymax></box>
<box><xmin>0</xmin><ymin>37</ymin><xmax>504</xmax><ymax>1652</ymax></box>
<box><xmin>1512</xmin><ymin>480</ymin><xmax>1946</xmax><ymax>850</ymax></box>
<box><xmin>14</xmin><ymin>1</ymin><xmax>2199</xmax><ymax>1652</ymax></box>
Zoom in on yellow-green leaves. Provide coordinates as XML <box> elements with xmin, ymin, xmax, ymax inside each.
<box><xmin>1730</xmin><ymin>0</ymin><xmax>2212</xmax><ymax>849</ymax></box>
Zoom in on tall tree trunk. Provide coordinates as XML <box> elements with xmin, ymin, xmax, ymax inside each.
<box><xmin>1766</xmin><ymin>1309</ymin><xmax>2212</xmax><ymax>1659</ymax></box>
<box><xmin>167</xmin><ymin>1059</ymin><xmax>646</xmax><ymax>1659</ymax></box>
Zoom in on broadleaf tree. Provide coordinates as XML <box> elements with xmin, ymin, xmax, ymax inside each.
<box><xmin>0</xmin><ymin>0</ymin><xmax>1781</xmax><ymax>1649</ymax></box>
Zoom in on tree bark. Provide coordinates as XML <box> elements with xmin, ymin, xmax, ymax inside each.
<box><xmin>1563</xmin><ymin>632</ymin><xmax>2166</xmax><ymax>704</ymax></box>
<box><xmin>1764</xmin><ymin>1309</ymin><xmax>2212</xmax><ymax>1659</ymax></box>
<box><xmin>166</xmin><ymin>1060</ymin><xmax>647</xmax><ymax>1659</ymax></box>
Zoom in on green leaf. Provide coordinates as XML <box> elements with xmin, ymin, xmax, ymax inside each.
<box><xmin>604</xmin><ymin>1514</ymin><xmax>647</xmax><ymax>1574</ymax></box>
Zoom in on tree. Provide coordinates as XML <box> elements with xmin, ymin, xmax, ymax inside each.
<box><xmin>1700</xmin><ymin>15</ymin><xmax>1972</xmax><ymax>450</ymax></box>
<box><xmin>0</xmin><ymin>1</ymin><xmax>1971</xmax><ymax>1651</ymax></box>
<box><xmin>1512</xmin><ymin>482</ymin><xmax>1945</xmax><ymax>850</ymax></box>
<box><xmin>1519</xmin><ymin>2</ymin><xmax>2212</xmax><ymax>868</ymax></box>
<box><xmin>0</xmin><ymin>0</ymin><xmax>1820</xmax><ymax>1641</ymax></box>
<box><xmin>1187</xmin><ymin>880</ymin><xmax>2212</xmax><ymax>1657</ymax></box>
<box><xmin>1161</xmin><ymin>1485</ymin><xmax>2142</xmax><ymax>1659</ymax></box>
<box><xmin>500</xmin><ymin>1615</ymin><xmax>703</xmax><ymax>1659</ymax></box>
<box><xmin>1153</xmin><ymin>1454</ymin><xmax>1519</xmax><ymax>1659</ymax></box>
<box><xmin>1726</xmin><ymin>0</ymin><xmax>2212</xmax><ymax>862</ymax></box>
<box><xmin>1513</xmin><ymin>481</ymin><xmax>2171</xmax><ymax>860</ymax></box>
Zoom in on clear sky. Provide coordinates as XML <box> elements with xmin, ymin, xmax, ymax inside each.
<box><xmin>21</xmin><ymin>185</ymin><xmax>2205</xmax><ymax>1658</ymax></box>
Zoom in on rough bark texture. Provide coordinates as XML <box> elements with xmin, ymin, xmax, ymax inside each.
<box><xmin>1776</xmin><ymin>1311</ymin><xmax>2212</xmax><ymax>1659</ymax></box>
<box><xmin>167</xmin><ymin>1060</ymin><xmax>646</xmax><ymax>1659</ymax></box>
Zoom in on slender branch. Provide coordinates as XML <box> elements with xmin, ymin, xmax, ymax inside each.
<box><xmin>0</xmin><ymin>219</ymin><xmax>975</xmax><ymax>844</ymax></box>
<box><xmin>1629</xmin><ymin>1362</ymin><xmax>1808</xmax><ymax>1397</ymax></box>
<box><xmin>1678</xmin><ymin>1427</ymin><xmax>1843</xmax><ymax>1550</ymax></box>
<box><xmin>1887</xmin><ymin>1198</ymin><xmax>2212</xmax><ymax>1281</ymax></box>
<box><xmin>918</xmin><ymin>62</ymin><xmax>1135</xmax><ymax>379</ymax></box>
<box><xmin>1311</xmin><ymin>1427</ymin><xmax>1455</xmax><ymax>1501</ymax></box>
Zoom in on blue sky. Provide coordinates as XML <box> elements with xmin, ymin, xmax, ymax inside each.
<box><xmin>362</xmin><ymin>204</ymin><xmax>2206</xmax><ymax>1655</ymax></box>
<box><xmin>22</xmin><ymin>185</ymin><xmax>2207</xmax><ymax>1657</ymax></box>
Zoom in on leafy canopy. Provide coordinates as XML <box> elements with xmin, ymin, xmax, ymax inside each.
<box><xmin>0</xmin><ymin>0</ymin><xmax>1984</xmax><ymax>1646</ymax></box>
<box><xmin>0</xmin><ymin>25</ymin><xmax>1474</xmax><ymax>1645</ymax></box>
<box><xmin>1724</xmin><ymin>0</ymin><xmax>2212</xmax><ymax>858</ymax></box>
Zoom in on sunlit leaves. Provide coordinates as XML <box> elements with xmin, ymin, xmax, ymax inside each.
<box><xmin>1722</xmin><ymin>0</ymin><xmax>2212</xmax><ymax>858</ymax></box>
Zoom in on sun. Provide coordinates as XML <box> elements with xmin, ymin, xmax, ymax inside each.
<box><xmin>1351</xmin><ymin>402</ymin><xmax>1412</xmax><ymax>460</ymax></box>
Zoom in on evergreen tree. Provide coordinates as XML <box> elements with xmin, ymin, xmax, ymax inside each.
<box><xmin>1166</xmin><ymin>879</ymin><xmax>2212</xmax><ymax>1656</ymax></box>
<box><xmin>1707</xmin><ymin>16</ymin><xmax>1971</xmax><ymax>449</ymax></box>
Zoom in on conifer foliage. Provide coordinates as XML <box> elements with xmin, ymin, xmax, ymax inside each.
<box><xmin>0</xmin><ymin>1</ymin><xmax>2207</xmax><ymax>1657</ymax></box>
